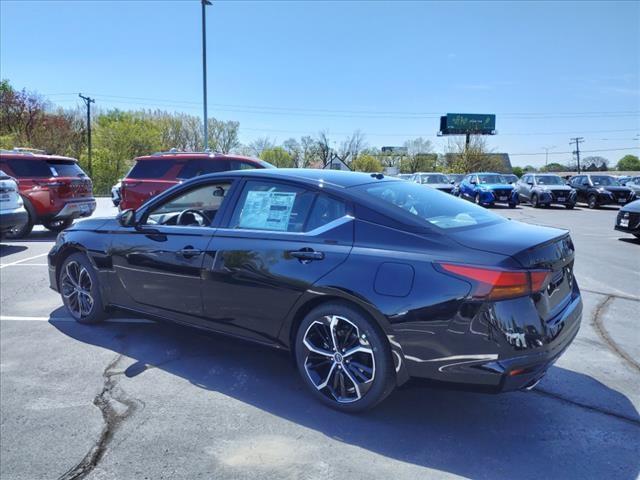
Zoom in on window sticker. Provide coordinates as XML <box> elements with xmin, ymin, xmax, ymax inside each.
<box><xmin>239</xmin><ymin>190</ymin><xmax>297</xmax><ymax>231</ymax></box>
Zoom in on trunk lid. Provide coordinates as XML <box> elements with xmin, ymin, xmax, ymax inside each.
<box><xmin>448</xmin><ymin>220</ymin><xmax>576</xmax><ymax>318</ymax></box>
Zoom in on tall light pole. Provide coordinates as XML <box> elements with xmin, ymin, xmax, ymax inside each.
<box><xmin>201</xmin><ymin>0</ymin><xmax>212</xmax><ymax>150</ymax></box>
<box><xmin>542</xmin><ymin>145</ymin><xmax>556</xmax><ymax>167</ymax></box>
<box><xmin>79</xmin><ymin>93</ymin><xmax>95</xmax><ymax>177</ymax></box>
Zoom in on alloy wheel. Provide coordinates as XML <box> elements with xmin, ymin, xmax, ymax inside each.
<box><xmin>302</xmin><ymin>315</ymin><xmax>376</xmax><ymax>403</ymax></box>
<box><xmin>61</xmin><ymin>261</ymin><xmax>94</xmax><ymax>319</ymax></box>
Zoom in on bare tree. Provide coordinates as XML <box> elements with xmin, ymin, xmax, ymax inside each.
<box><xmin>300</xmin><ymin>135</ymin><xmax>318</xmax><ymax>168</ymax></box>
<box><xmin>443</xmin><ymin>135</ymin><xmax>502</xmax><ymax>173</ymax></box>
<box><xmin>316</xmin><ymin>131</ymin><xmax>332</xmax><ymax>167</ymax></box>
<box><xmin>209</xmin><ymin>119</ymin><xmax>240</xmax><ymax>153</ymax></box>
<box><xmin>339</xmin><ymin>130</ymin><xmax>367</xmax><ymax>163</ymax></box>
<box><xmin>402</xmin><ymin>137</ymin><xmax>434</xmax><ymax>173</ymax></box>
<box><xmin>248</xmin><ymin>136</ymin><xmax>275</xmax><ymax>157</ymax></box>
<box><xmin>283</xmin><ymin>138</ymin><xmax>302</xmax><ymax>167</ymax></box>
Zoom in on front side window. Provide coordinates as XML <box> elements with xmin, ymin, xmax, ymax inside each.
<box><xmin>357</xmin><ymin>180</ymin><xmax>504</xmax><ymax>230</ymax></box>
<box><xmin>145</xmin><ymin>181</ymin><xmax>231</xmax><ymax>227</ymax></box>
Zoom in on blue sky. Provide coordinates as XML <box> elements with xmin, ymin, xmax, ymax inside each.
<box><xmin>1</xmin><ymin>0</ymin><xmax>638</xmax><ymax>167</ymax></box>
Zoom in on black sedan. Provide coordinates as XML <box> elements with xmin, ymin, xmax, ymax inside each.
<box><xmin>48</xmin><ymin>169</ymin><xmax>582</xmax><ymax>412</ymax></box>
<box><xmin>615</xmin><ymin>199</ymin><xmax>640</xmax><ymax>239</ymax></box>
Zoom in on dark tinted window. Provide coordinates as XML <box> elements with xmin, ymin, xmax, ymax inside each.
<box><xmin>127</xmin><ymin>159</ymin><xmax>175</xmax><ymax>179</ymax></box>
<box><xmin>229</xmin><ymin>180</ymin><xmax>314</xmax><ymax>232</ymax></box>
<box><xmin>357</xmin><ymin>180</ymin><xmax>504</xmax><ymax>230</ymax></box>
<box><xmin>590</xmin><ymin>175</ymin><xmax>618</xmax><ymax>186</ymax></box>
<box><xmin>47</xmin><ymin>160</ymin><xmax>85</xmax><ymax>177</ymax></box>
<box><xmin>5</xmin><ymin>159</ymin><xmax>53</xmax><ymax>177</ymax></box>
<box><xmin>306</xmin><ymin>194</ymin><xmax>347</xmax><ymax>231</ymax></box>
<box><xmin>178</xmin><ymin>159</ymin><xmax>230</xmax><ymax>179</ymax></box>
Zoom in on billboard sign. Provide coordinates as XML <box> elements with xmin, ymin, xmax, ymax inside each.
<box><xmin>381</xmin><ymin>146</ymin><xmax>408</xmax><ymax>154</ymax></box>
<box><xmin>439</xmin><ymin>113</ymin><xmax>496</xmax><ymax>135</ymax></box>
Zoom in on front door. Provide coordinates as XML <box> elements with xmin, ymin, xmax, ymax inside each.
<box><xmin>201</xmin><ymin>179</ymin><xmax>354</xmax><ymax>342</ymax></box>
<box><xmin>110</xmin><ymin>179</ymin><xmax>234</xmax><ymax>320</ymax></box>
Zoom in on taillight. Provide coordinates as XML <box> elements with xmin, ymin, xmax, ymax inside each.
<box><xmin>438</xmin><ymin>263</ymin><xmax>552</xmax><ymax>301</ymax></box>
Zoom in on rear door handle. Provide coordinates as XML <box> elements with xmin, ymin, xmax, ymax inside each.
<box><xmin>289</xmin><ymin>248</ymin><xmax>324</xmax><ymax>262</ymax></box>
<box><xmin>177</xmin><ymin>246</ymin><xmax>203</xmax><ymax>258</ymax></box>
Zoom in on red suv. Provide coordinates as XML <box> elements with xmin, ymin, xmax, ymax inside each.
<box><xmin>119</xmin><ymin>150</ymin><xmax>274</xmax><ymax>210</ymax></box>
<box><xmin>0</xmin><ymin>149</ymin><xmax>96</xmax><ymax>237</ymax></box>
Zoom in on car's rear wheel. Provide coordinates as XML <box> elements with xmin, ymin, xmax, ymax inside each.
<box><xmin>294</xmin><ymin>302</ymin><xmax>395</xmax><ymax>413</ymax></box>
<box><xmin>44</xmin><ymin>218</ymin><xmax>74</xmax><ymax>232</ymax></box>
<box><xmin>587</xmin><ymin>194</ymin><xmax>598</xmax><ymax>209</ymax></box>
<box><xmin>59</xmin><ymin>253</ymin><xmax>106</xmax><ymax>324</ymax></box>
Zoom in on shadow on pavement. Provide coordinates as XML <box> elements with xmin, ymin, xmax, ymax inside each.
<box><xmin>4</xmin><ymin>230</ymin><xmax>58</xmax><ymax>243</ymax></box>
<box><xmin>0</xmin><ymin>244</ymin><xmax>28</xmax><ymax>257</ymax></box>
<box><xmin>618</xmin><ymin>236</ymin><xmax>640</xmax><ymax>244</ymax></box>
<box><xmin>50</xmin><ymin>317</ymin><xmax>640</xmax><ymax>480</ymax></box>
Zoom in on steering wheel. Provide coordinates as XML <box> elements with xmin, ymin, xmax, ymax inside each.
<box><xmin>175</xmin><ymin>209</ymin><xmax>211</xmax><ymax>226</ymax></box>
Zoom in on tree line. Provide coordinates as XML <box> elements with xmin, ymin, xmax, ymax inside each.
<box><xmin>1</xmin><ymin>80</ymin><xmax>637</xmax><ymax>194</ymax></box>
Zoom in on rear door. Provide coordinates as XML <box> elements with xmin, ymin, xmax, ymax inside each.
<box><xmin>121</xmin><ymin>158</ymin><xmax>179</xmax><ymax>209</ymax></box>
<box><xmin>201</xmin><ymin>179</ymin><xmax>354</xmax><ymax>341</ymax></box>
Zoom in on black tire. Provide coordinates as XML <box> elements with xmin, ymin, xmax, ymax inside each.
<box><xmin>44</xmin><ymin>218</ymin><xmax>74</xmax><ymax>232</ymax></box>
<box><xmin>59</xmin><ymin>253</ymin><xmax>106</xmax><ymax>324</ymax></box>
<box><xmin>531</xmin><ymin>193</ymin><xmax>539</xmax><ymax>208</ymax></box>
<box><xmin>565</xmin><ymin>203</ymin><xmax>575</xmax><ymax>210</ymax></box>
<box><xmin>587</xmin><ymin>194</ymin><xmax>598</xmax><ymax>209</ymax></box>
<box><xmin>474</xmin><ymin>193</ymin><xmax>482</xmax><ymax>206</ymax></box>
<box><xmin>294</xmin><ymin>302</ymin><xmax>396</xmax><ymax>413</ymax></box>
<box><xmin>508</xmin><ymin>202</ymin><xmax>516</xmax><ymax>209</ymax></box>
<box><xmin>4</xmin><ymin>199</ymin><xmax>34</xmax><ymax>239</ymax></box>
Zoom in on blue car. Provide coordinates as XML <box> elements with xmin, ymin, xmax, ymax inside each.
<box><xmin>459</xmin><ymin>172</ymin><xmax>518</xmax><ymax>208</ymax></box>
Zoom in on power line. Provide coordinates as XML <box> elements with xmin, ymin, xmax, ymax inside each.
<box><xmin>44</xmin><ymin>93</ymin><xmax>640</xmax><ymax>119</ymax></box>
<box><xmin>509</xmin><ymin>146</ymin><xmax>637</xmax><ymax>156</ymax></box>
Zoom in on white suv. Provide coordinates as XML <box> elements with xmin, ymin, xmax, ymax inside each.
<box><xmin>0</xmin><ymin>170</ymin><xmax>28</xmax><ymax>237</ymax></box>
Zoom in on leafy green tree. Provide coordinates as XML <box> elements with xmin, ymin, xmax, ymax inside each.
<box><xmin>260</xmin><ymin>146</ymin><xmax>294</xmax><ymax>168</ymax></box>
<box><xmin>511</xmin><ymin>166</ymin><xmax>524</xmax><ymax>177</ymax></box>
<box><xmin>351</xmin><ymin>154</ymin><xmax>383</xmax><ymax>172</ymax></box>
<box><xmin>616</xmin><ymin>154</ymin><xmax>640</xmax><ymax>171</ymax></box>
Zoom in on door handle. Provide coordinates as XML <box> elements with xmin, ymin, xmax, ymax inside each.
<box><xmin>177</xmin><ymin>246</ymin><xmax>203</xmax><ymax>258</ymax></box>
<box><xmin>289</xmin><ymin>248</ymin><xmax>324</xmax><ymax>262</ymax></box>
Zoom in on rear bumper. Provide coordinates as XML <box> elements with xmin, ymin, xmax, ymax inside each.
<box><xmin>53</xmin><ymin>199</ymin><xmax>96</xmax><ymax>220</ymax></box>
<box><xmin>393</xmin><ymin>288</ymin><xmax>582</xmax><ymax>393</ymax></box>
<box><xmin>0</xmin><ymin>208</ymin><xmax>28</xmax><ymax>232</ymax></box>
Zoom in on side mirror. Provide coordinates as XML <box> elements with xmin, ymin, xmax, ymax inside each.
<box><xmin>117</xmin><ymin>208</ymin><xmax>137</xmax><ymax>227</ymax></box>
<box><xmin>470</xmin><ymin>180</ymin><xmax>477</xmax><ymax>185</ymax></box>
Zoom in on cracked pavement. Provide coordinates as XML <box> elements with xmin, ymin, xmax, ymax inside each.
<box><xmin>1</xmin><ymin>199</ymin><xmax>639</xmax><ymax>480</ymax></box>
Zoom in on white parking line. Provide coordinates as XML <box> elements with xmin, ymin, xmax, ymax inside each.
<box><xmin>0</xmin><ymin>315</ymin><xmax>154</xmax><ymax>324</ymax></box>
<box><xmin>0</xmin><ymin>253</ymin><xmax>49</xmax><ymax>269</ymax></box>
<box><xmin>0</xmin><ymin>263</ymin><xmax>48</xmax><ymax>267</ymax></box>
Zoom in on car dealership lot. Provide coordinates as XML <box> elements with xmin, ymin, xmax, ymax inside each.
<box><xmin>1</xmin><ymin>199</ymin><xmax>639</xmax><ymax>480</ymax></box>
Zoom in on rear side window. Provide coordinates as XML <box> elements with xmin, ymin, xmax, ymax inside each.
<box><xmin>4</xmin><ymin>159</ymin><xmax>53</xmax><ymax>178</ymax></box>
<box><xmin>47</xmin><ymin>160</ymin><xmax>85</xmax><ymax>177</ymax></box>
<box><xmin>356</xmin><ymin>180</ymin><xmax>504</xmax><ymax>230</ymax></box>
<box><xmin>306</xmin><ymin>195</ymin><xmax>347</xmax><ymax>231</ymax></box>
<box><xmin>229</xmin><ymin>180</ymin><xmax>315</xmax><ymax>232</ymax></box>
<box><xmin>178</xmin><ymin>159</ymin><xmax>230</xmax><ymax>179</ymax></box>
<box><xmin>127</xmin><ymin>159</ymin><xmax>175</xmax><ymax>179</ymax></box>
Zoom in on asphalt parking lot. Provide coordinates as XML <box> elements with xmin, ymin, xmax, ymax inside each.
<box><xmin>1</xmin><ymin>198</ymin><xmax>639</xmax><ymax>480</ymax></box>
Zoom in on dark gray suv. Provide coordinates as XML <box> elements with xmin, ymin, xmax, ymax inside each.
<box><xmin>515</xmin><ymin>174</ymin><xmax>576</xmax><ymax>209</ymax></box>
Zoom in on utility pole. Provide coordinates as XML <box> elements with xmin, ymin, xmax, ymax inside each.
<box><xmin>542</xmin><ymin>145</ymin><xmax>556</xmax><ymax>167</ymax></box>
<box><xmin>201</xmin><ymin>0</ymin><xmax>212</xmax><ymax>150</ymax></box>
<box><xmin>570</xmin><ymin>137</ymin><xmax>584</xmax><ymax>173</ymax></box>
<box><xmin>78</xmin><ymin>94</ymin><xmax>95</xmax><ymax>177</ymax></box>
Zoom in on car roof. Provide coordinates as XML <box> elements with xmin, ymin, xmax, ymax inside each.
<box><xmin>0</xmin><ymin>151</ymin><xmax>78</xmax><ymax>162</ymax></box>
<box><xmin>197</xmin><ymin>168</ymin><xmax>398</xmax><ymax>189</ymax></box>
<box><xmin>134</xmin><ymin>151</ymin><xmax>262</xmax><ymax>163</ymax></box>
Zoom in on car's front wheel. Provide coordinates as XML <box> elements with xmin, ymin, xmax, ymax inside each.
<box><xmin>531</xmin><ymin>193</ymin><xmax>539</xmax><ymax>208</ymax></box>
<box><xmin>59</xmin><ymin>253</ymin><xmax>106</xmax><ymax>324</ymax></box>
<box><xmin>587</xmin><ymin>194</ymin><xmax>598</xmax><ymax>209</ymax></box>
<box><xmin>295</xmin><ymin>302</ymin><xmax>395</xmax><ymax>413</ymax></box>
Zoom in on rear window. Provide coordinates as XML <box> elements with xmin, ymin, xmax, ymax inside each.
<box><xmin>47</xmin><ymin>160</ymin><xmax>85</xmax><ymax>177</ymax></box>
<box><xmin>127</xmin><ymin>159</ymin><xmax>175</xmax><ymax>179</ymax></box>
<box><xmin>4</xmin><ymin>159</ymin><xmax>53</xmax><ymax>178</ymax></box>
<box><xmin>357</xmin><ymin>180</ymin><xmax>505</xmax><ymax>230</ymax></box>
<box><xmin>418</xmin><ymin>174</ymin><xmax>449</xmax><ymax>184</ymax></box>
